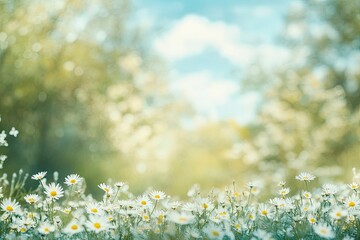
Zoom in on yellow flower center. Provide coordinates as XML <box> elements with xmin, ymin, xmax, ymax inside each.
<box><xmin>336</xmin><ymin>212</ymin><xmax>342</xmax><ymax>217</ymax></box>
<box><xmin>50</xmin><ymin>191</ymin><xmax>57</xmax><ymax>197</ymax></box>
<box><xmin>70</xmin><ymin>179</ymin><xmax>76</xmax><ymax>184</ymax></box>
<box><xmin>71</xmin><ymin>225</ymin><xmax>78</xmax><ymax>230</ymax></box>
<box><xmin>28</xmin><ymin>198</ymin><xmax>35</xmax><ymax>203</ymax></box>
<box><xmin>212</xmin><ymin>231</ymin><xmax>220</xmax><ymax>237</ymax></box>
<box><xmin>141</xmin><ymin>200</ymin><xmax>147</xmax><ymax>205</ymax></box>
<box><xmin>20</xmin><ymin>227</ymin><xmax>26</xmax><ymax>232</ymax></box>
<box><xmin>320</xmin><ymin>229</ymin><xmax>327</xmax><ymax>234</ymax></box>
<box><xmin>309</xmin><ymin>218</ymin><xmax>316</xmax><ymax>223</ymax></box>
<box><xmin>44</xmin><ymin>228</ymin><xmax>49</xmax><ymax>232</ymax></box>
<box><xmin>154</xmin><ymin>195</ymin><xmax>160</xmax><ymax>199</ymax></box>
<box><xmin>104</xmin><ymin>188</ymin><xmax>109</xmax><ymax>192</ymax></box>
<box><xmin>6</xmin><ymin>206</ymin><xmax>13</xmax><ymax>212</ymax></box>
<box><xmin>143</xmin><ymin>215</ymin><xmax>149</xmax><ymax>220</ymax></box>
<box><xmin>203</xmin><ymin>203</ymin><xmax>208</xmax><ymax>209</ymax></box>
<box><xmin>261</xmin><ymin>210</ymin><xmax>268</xmax><ymax>215</ymax></box>
<box><xmin>349</xmin><ymin>201</ymin><xmax>356</xmax><ymax>207</ymax></box>
<box><xmin>179</xmin><ymin>217</ymin><xmax>187</xmax><ymax>222</ymax></box>
<box><xmin>94</xmin><ymin>222</ymin><xmax>101</xmax><ymax>229</ymax></box>
<box><xmin>91</xmin><ymin>208</ymin><xmax>98</xmax><ymax>213</ymax></box>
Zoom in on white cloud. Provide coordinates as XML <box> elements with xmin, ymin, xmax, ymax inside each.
<box><xmin>154</xmin><ymin>14</ymin><xmax>289</xmax><ymax>66</ymax></box>
<box><xmin>154</xmin><ymin>14</ymin><xmax>241</xmax><ymax>62</ymax></box>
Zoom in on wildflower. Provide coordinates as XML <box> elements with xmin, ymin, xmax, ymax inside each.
<box><xmin>153</xmin><ymin>210</ymin><xmax>165</xmax><ymax>225</ymax></box>
<box><xmin>98</xmin><ymin>183</ymin><xmax>113</xmax><ymax>195</ymax></box>
<box><xmin>344</xmin><ymin>194</ymin><xmax>360</xmax><ymax>209</ymax></box>
<box><xmin>137</xmin><ymin>195</ymin><xmax>152</xmax><ymax>208</ymax></box>
<box><xmin>31</xmin><ymin>171</ymin><xmax>47</xmax><ymax>180</ymax></box>
<box><xmin>86</xmin><ymin>202</ymin><xmax>103</xmax><ymax>215</ymax></box>
<box><xmin>168</xmin><ymin>212</ymin><xmax>195</xmax><ymax>225</ymax></box>
<box><xmin>63</xmin><ymin>219</ymin><xmax>83</xmax><ymax>235</ymax></box>
<box><xmin>313</xmin><ymin>223</ymin><xmax>335</xmax><ymax>239</ymax></box>
<box><xmin>308</xmin><ymin>215</ymin><xmax>317</xmax><ymax>224</ymax></box>
<box><xmin>279</xmin><ymin>187</ymin><xmax>290</xmax><ymax>196</ymax></box>
<box><xmin>329</xmin><ymin>207</ymin><xmax>347</xmax><ymax>220</ymax></box>
<box><xmin>198</xmin><ymin>198</ymin><xmax>214</xmax><ymax>211</ymax></box>
<box><xmin>64</xmin><ymin>174</ymin><xmax>81</xmax><ymax>186</ymax></box>
<box><xmin>348</xmin><ymin>182</ymin><xmax>359</xmax><ymax>190</ymax></box>
<box><xmin>253</xmin><ymin>229</ymin><xmax>273</xmax><ymax>240</ymax></box>
<box><xmin>1</xmin><ymin>198</ymin><xmax>20</xmax><ymax>213</ymax></box>
<box><xmin>303</xmin><ymin>191</ymin><xmax>312</xmax><ymax>199</ymax></box>
<box><xmin>114</xmin><ymin>182</ymin><xmax>129</xmax><ymax>192</ymax></box>
<box><xmin>9</xmin><ymin>127</ymin><xmax>19</xmax><ymax>137</ymax></box>
<box><xmin>204</xmin><ymin>224</ymin><xmax>224</xmax><ymax>239</ymax></box>
<box><xmin>258</xmin><ymin>204</ymin><xmax>274</xmax><ymax>218</ymax></box>
<box><xmin>278</xmin><ymin>180</ymin><xmax>286</xmax><ymax>187</ymax></box>
<box><xmin>38</xmin><ymin>222</ymin><xmax>55</xmax><ymax>235</ymax></box>
<box><xmin>86</xmin><ymin>215</ymin><xmax>110</xmax><ymax>233</ymax></box>
<box><xmin>149</xmin><ymin>190</ymin><xmax>166</xmax><ymax>200</ymax></box>
<box><xmin>24</xmin><ymin>194</ymin><xmax>40</xmax><ymax>204</ymax></box>
<box><xmin>44</xmin><ymin>183</ymin><xmax>64</xmax><ymax>200</ymax></box>
<box><xmin>295</xmin><ymin>172</ymin><xmax>316</xmax><ymax>182</ymax></box>
<box><xmin>322</xmin><ymin>184</ymin><xmax>337</xmax><ymax>195</ymax></box>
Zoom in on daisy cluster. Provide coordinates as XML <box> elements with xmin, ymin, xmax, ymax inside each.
<box><xmin>1</xmin><ymin>118</ymin><xmax>360</xmax><ymax>239</ymax></box>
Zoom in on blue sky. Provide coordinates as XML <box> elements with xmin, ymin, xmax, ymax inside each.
<box><xmin>134</xmin><ymin>0</ymin><xmax>292</xmax><ymax>124</ymax></box>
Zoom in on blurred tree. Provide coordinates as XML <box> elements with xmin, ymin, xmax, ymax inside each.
<box><xmin>234</xmin><ymin>0</ymin><xmax>360</xmax><ymax>185</ymax></box>
<box><xmin>0</xmin><ymin>0</ymin><xmax>183</xmax><ymax>192</ymax></box>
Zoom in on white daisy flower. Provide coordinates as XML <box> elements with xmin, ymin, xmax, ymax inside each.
<box><xmin>98</xmin><ymin>183</ymin><xmax>113</xmax><ymax>195</ymax></box>
<box><xmin>329</xmin><ymin>207</ymin><xmax>347</xmax><ymax>220</ymax></box>
<box><xmin>64</xmin><ymin>174</ymin><xmax>81</xmax><ymax>186</ymax></box>
<box><xmin>204</xmin><ymin>224</ymin><xmax>224</xmax><ymax>239</ymax></box>
<box><xmin>63</xmin><ymin>219</ymin><xmax>83</xmax><ymax>235</ymax></box>
<box><xmin>313</xmin><ymin>223</ymin><xmax>335</xmax><ymax>239</ymax></box>
<box><xmin>348</xmin><ymin>182</ymin><xmax>359</xmax><ymax>190</ymax></box>
<box><xmin>31</xmin><ymin>171</ymin><xmax>47</xmax><ymax>180</ymax></box>
<box><xmin>86</xmin><ymin>215</ymin><xmax>110</xmax><ymax>233</ymax></box>
<box><xmin>303</xmin><ymin>191</ymin><xmax>312</xmax><ymax>199</ymax></box>
<box><xmin>295</xmin><ymin>172</ymin><xmax>316</xmax><ymax>182</ymax></box>
<box><xmin>345</xmin><ymin>194</ymin><xmax>360</xmax><ymax>209</ymax></box>
<box><xmin>24</xmin><ymin>194</ymin><xmax>40</xmax><ymax>204</ymax></box>
<box><xmin>1</xmin><ymin>198</ymin><xmax>20</xmax><ymax>213</ymax></box>
<box><xmin>279</xmin><ymin>187</ymin><xmax>290</xmax><ymax>196</ymax></box>
<box><xmin>168</xmin><ymin>212</ymin><xmax>195</xmax><ymax>225</ymax></box>
<box><xmin>149</xmin><ymin>190</ymin><xmax>166</xmax><ymax>201</ymax></box>
<box><xmin>38</xmin><ymin>222</ymin><xmax>55</xmax><ymax>235</ymax></box>
<box><xmin>137</xmin><ymin>195</ymin><xmax>152</xmax><ymax>208</ymax></box>
<box><xmin>86</xmin><ymin>202</ymin><xmax>103</xmax><ymax>215</ymax></box>
<box><xmin>258</xmin><ymin>204</ymin><xmax>275</xmax><ymax>219</ymax></box>
<box><xmin>44</xmin><ymin>182</ymin><xmax>64</xmax><ymax>200</ymax></box>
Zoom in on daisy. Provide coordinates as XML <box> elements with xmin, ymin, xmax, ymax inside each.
<box><xmin>1</xmin><ymin>198</ymin><xmax>20</xmax><ymax>213</ymax></box>
<box><xmin>329</xmin><ymin>207</ymin><xmax>347</xmax><ymax>220</ymax></box>
<box><xmin>24</xmin><ymin>194</ymin><xmax>41</xmax><ymax>204</ymax></box>
<box><xmin>86</xmin><ymin>215</ymin><xmax>110</xmax><ymax>233</ymax></box>
<box><xmin>348</xmin><ymin>182</ymin><xmax>359</xmax><ymax>190</ymax></box>
<box><xmin>198</xmin><ymin>198</ymin><xmax>214</xmax><ymax>211</ymax></box>
<box><xmin>168</xmin><ymin>212</ymin><xmax>195</xmax><ymax>225</ymax></box>
<box><xmin>86</xmin><ymin>202</ymin><xmax>103</xmax><ymax>215</ymax></box>
<box><xmin>295</xmin><ymin>172</ymin><xmax>316</xmax><ymax>182</ymax></box>
<box><xmin>114</xmin><ymin>182</ymin><xmax>129</xmax><ymax>192</ymax></box>
<box><xmin>322</xmin><ymin>184</ymin><xmax>337</xmax><ymax>196</ymax></box>
<box><xmin>149</xmin><ymin>190</ymin><xmax>166</xmax><ymax>201</ymax></box>
<box><xmin>253</xmin><ymin>229</ymin><xmax>273</xmax><ymax>240</ymax></box>
<box><xmin>98</xmin><ymin>183</ymin><xmax>113</xmax><ymax>195</ymax></box>
<box><xmin>279</xmin><ymin>188</ymin><xmax>290</xmax><ymax>196</ymax></box>
<box><xmin>38</xmin><ymin>222</ymin><xmax>55</xmax><ymax>235</ymax></box>
<box><xmin>137</xmin><ymin>195</ymin><xmax>152</xmax><ymax>208</ymax></box>
<box><xmin>344</xmin><ymin>194</ymin><xmax>360</xmax><ymax>209</ymax></box>
<box><xmin>64</xmin><ymin>174</ymin><xmax>81</xmax><ymax>186</ymax></box>
<box><xmin>63</xmin><ymin>219</ymin><xmax>83</xmax><ymax>235</ymax></box>
<box><xmin>31</xmin><ymin>171</ymin><xmax>47</xmax><ymax>180</ymax></box>
<box><xmin>258</xmin><ymin>204</ymin><xmax>275</xmax><ymax>219</ymax></box>
<box><xmin>204</xmin><ymin>224</ymin><xmax>224</xmax><ymax>240</ymax></box>
<box><xmin>308</xmin><ymin>215</ymin><xmax>317</xmax><ymax>224</ymax></box>
<box><xmin>313</xmin><ymin>223</ymin><xmax>335</xmax><ymax>239</ymax></box>
<box><xmin>303</xmin><ymin>191</ymin><xmax>312</xmax><ymax>199</ymax></box>
<box><xmin>44</xmin><ymin>182</ymin><xmax>64</xmax><ymax>200</ymax></box>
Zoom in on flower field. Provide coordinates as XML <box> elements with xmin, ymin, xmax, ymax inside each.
<box><xmin>1</xmin><ymin>120</ymin><xmax>360</xmax><ymax>239</ymax></box>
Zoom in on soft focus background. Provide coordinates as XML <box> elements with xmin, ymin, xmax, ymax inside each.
<box><xmin>1</xmin><ymin>0</ymin><xmax>359</xmax><ymax>197</ymax></box>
